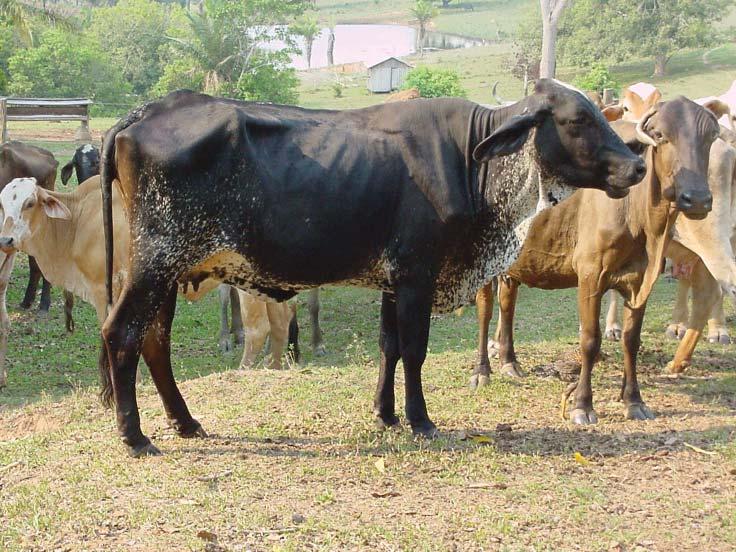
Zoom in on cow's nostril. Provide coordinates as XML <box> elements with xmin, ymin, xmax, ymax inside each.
<box><xmin>634</xmin><ymin>160</ymin><xmax>646</xmax><ymax>178</ymax></box>
<box><xmin>678</xmin><ymin>193</ymin><xmax>693</xmax><ymax>207</ymax></box>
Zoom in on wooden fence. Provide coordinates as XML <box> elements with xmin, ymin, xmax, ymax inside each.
<box><xmin>0</xmin><ymin>97</ymin><xmax>93</xmax><ymax>143</ymax></box>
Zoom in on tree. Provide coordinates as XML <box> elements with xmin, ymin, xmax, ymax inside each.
<box><xmin>155</xmin><ymin>0</ymin><xmax>308</xmax><ymax>103</ymax></box>
<box><xmin>88</xmin><ymin>0</ymin><xmax>183</xmax><ymax>97</ymax></box>
<box><xmin>7</xmin><ymin>28</ymin><xmax>130</xmax><ymax>112</ymax></box>
<box><xmin>558</xmin><ymin>0</ymin><xmax>730</xmax><ymax>76</ymax></box>
<box><xmin>538</xmin><ymin>0</ymin><xmax>568</xmax><ymax>78</ymax></box>
<box><xmin>326</xmin><ymin>16</ymin><xmax>336</xmax><ymax>67</ymax></box>
<box><xmin>0</xmin><ymin>0</ymin><xmax>76</xmax><ymax>46</ymax></box>
<box><xmin>291</xmin><ymin>13</ymin><xmax>320</xmax><ymax>69</ymax></box>
<box><xmin>402</xmin><ymin>66</ymin><xmax>466</xmax><ymax>98</ymax></box>
<box><xmin>411</xmin><ymin>0</ymin><xmax>438</xmax><ymax>57</ymax></box>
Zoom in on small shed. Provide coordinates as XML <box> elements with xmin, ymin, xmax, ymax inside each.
<box><xmin>367</xmin><ymin>57</ymin><xmax>413</xmax><ymax>94</ymax></box>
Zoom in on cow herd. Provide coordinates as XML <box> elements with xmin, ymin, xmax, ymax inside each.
<box><xmin>0</xmin><ymin>78</ymin><xmax>734</xmax><ymax>460</ymax></box>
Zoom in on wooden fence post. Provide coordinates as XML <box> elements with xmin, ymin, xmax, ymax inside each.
<box><xmin>0</xmin><ymin>98</ymin><xmax>7</xmax><ymax>143</ymax></box>
<box><xmin>602</xmin><ymin>88</ymin><xmax>615</xmax><ymax>106</ymax></box>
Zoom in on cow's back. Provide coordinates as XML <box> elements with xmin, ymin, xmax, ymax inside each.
<box><xmin>0</xmin><ymin>141</ymin><xmax>57</xmax><ymax>189</ymax></box>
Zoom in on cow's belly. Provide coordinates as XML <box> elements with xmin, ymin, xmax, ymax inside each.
<box><xmin>181</xmin><ymin>250</ymin><xmax>393</xmax><ymax>301</ymax></box>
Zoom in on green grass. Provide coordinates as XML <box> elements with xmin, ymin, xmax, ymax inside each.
<box><xmin>315</xmin><ymin>0</ymin><xmax>534</xmax><ymax>39</ymax></box>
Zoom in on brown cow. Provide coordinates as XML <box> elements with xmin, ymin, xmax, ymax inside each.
<box><xmin>0</xmin><ymin>141</ymin><xmax>57</xmax><ymax>313</ymax></box>
<box><xmin>472</xmin><ymin>97</ymin><xmax>719</xmax><ymax>424</ymax></box>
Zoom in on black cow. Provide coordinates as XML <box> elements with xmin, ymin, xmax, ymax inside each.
<box><xmin>100</xmin><ymin>80</ymin><xmax>645</xmax><ymax>457</ymax></box>
<box><xmin>61</xmin><ymin>144</ymin><xmax>100</xmax><ymax>186</ymax></box>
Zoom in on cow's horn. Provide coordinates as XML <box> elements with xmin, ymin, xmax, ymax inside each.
<box><xmin>492</xmin><ymin>81</ymin><xmax>505</xmax><ymax>105</ymax></box>
<box><xmin>635</xmin><ymin>107</ymin><xmax>658</xmax><ymax>147</ymax></box>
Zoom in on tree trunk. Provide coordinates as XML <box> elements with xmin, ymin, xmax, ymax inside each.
<box><xmin>327</xmin><ymin>28</ymin><xmax>335</xmax><ymax>67</ymax></box>
<box><xmin>418</xmin><ymin>24</ymin><xmax>425</xmax><ymax>56</ymax></box>
<box><xmin>539</xmin><ymin>0</ymin><xmax>568</xmax><ymax>79</ymax></box>
<box><xmin>653</xmin><ymin>54</ymin><xmax>668</xmax><ymax>77</ymax></box>
<box><xmin>305</xmin><ymin>39</ymin><xmax>313</xmax><ymax>69</ymax></box>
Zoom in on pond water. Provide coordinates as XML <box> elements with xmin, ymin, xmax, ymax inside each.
<box><xmin>286</xmin><ymin>24</ymin><xmax>485</xmax><ymax>70</ymax></box>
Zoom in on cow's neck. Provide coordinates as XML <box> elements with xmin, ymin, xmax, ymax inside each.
<box><xmin>625</xmin><ymin>146</ymin><xmax>678</xmax><ymax>308</ymax></box>
<box><xmin>23</xmin><ymin>192</ymin><xmax>83</xmax><ymax>290</ymax></box>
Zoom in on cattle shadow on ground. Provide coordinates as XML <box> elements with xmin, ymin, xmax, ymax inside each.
<box><xmin>172</xmin><ymin>424</ymin><xmax>735</xmax><ymax>461</ymax></box>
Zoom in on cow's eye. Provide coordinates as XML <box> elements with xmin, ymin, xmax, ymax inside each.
<box><xmin>652</xmin><ymin>130</ymin><xmax>665</xmax><ymax>143</ymax></box>
<box><xmin>23</xmin><ymin>199</ymin><xmax>35</xmax><ymax>210</ymax></box>
<box><xmin>623</xmin><ymin>106</ymin><xmax>630</xmax><ymax>112</ymax></box>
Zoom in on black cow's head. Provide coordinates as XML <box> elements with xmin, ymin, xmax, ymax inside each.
<box><xmin>61</xmin><ymin>143</ymin><xmax>101</xmax><ymax>186</ymax></box>
<box><xmin>473</xmin><ymin>79</ymin><xmax>646</xmax><ymax>199</ymax></box>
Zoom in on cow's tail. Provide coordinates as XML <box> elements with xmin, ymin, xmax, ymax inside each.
<box><xmin>98</xmin><ymin>103</ymin><xmax>152</xmax><ymax>407</ymax></box>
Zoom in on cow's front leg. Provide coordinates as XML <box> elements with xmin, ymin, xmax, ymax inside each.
<box><xmin>373</xmin><ymin>292</ymin><xmax>401</xmax><ymax>429</ymax></box>
<box><xmin>470</xmin><ymin>282</ymin><xmax>494</xmax><ymax>389</ymax></box>
<box><xmin>396</xmin><ymin>285</ymin><xmax>436</xmax><ymax>438</ymax></box>
<box><xmin>142</xmin><ymin>285</ymin><xmax>205</xmax><ymax>439</ymax></box>
<box><xmin>103</xmin><ymin>277</ymin><xmax>170</xmax><ymax>458</ymax></box>
<box><xmin>0</xmin><ymin>252</ymin><xmax>15</xmax><ymax>389</ymax></box>
<box><xmin>496</xmin><ymin>277</ymin><xmax>523</xmax><ymax>378</ymax></box>
<box><xmin>217</xmin><ymin>284</ymin><xmax>233</xmax><ymax>352</ymax></box>
<box><xmin>620</xmin><ymin>302</ymin><xmax>654</xmax><ymax>420</ymax></box>
<box><xmin>569</xmin><ymin>278</ymin><xmax>602</xmax><ymax>425</ymax></box>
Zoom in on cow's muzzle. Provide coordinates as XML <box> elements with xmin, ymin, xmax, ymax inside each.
<box><xmin>605</xmin><ymin>154</ymin><xmax>646</xmax><ymax>198</ymax></box>
<box><xmin>0</xmin><ymin>237</ymin><xmax>16</xmax><ymax>254</ymax></box>
<box><xmin>675</xmin><ymin>186</ymin><xmax>712</xmax><ymax>220</ymax></box>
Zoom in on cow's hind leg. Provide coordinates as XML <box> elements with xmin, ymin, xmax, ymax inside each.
<box><xmin>103</xmin><ymin>272</ymin><xmax>177</xmax><ymax>458</ymax></box>
<box><xmin>707</xmin><ymin>298</ymin><xmax>730</xmax><ymax>345</ymax></box>
<box><xmin>308</xmin><ymin>288</ymin><xmax>325</xmax><ymax>355</ymax></box>
<box><xmin>568</xmin><ymin>279</ymin><xmax>602</xmax><ymax>425</ymax></box>
<box><xmin>604</xmin><ymin>290</ymin><xmax>622</xmax><ymax>341</ymax></box>
<box><xmin>20</xmin><ymin>256</ymin><xmax>42</xmax><ymax>310</ymax></box>
<box><xmin>230</xmin><ymin>286</ymin><xmax>244</xmax><ymax>346</ymax></box>
<box><xmin>620</xmin><ymin>302</ymin><xmax>655</xmax><ymax>420</ymax></box>
<box><xmin>470</xmin><ymin>282</ymin><xmax>494</xmax><ymax>389</ymax></box>
<box><xmin>666</xmin><ymin>279</ymin><xmax>690</xmax><ymax>340</ymax></box>
<box><xmin>142</xmin><ymin>285</ymin><xmax>206</xmax><ymax>439</ymax></box>
<box><xmin>218</xmin><ymin>284</ymin><xmax>233</xmax><ymax>352</ymax></box>
<box><xmin>668</xmin><ymin>262</ymin><xmax>719</xmax><ymax>374</ymax></box>
<box><xmin>373</xmin><ymin>292</ymin><xmax>401</xmax><ymax>429</ymax></box>
<box><xmin>496</xmin><ymin>277</ymin><xmax>523</xmax><ymax>378</ymax></box>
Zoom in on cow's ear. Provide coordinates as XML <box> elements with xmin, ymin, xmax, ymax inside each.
<box><xmin>60</xmin><ymin>162</ymin><xmax>74</xmax><ymax>186</ymax></box>
<box><xmin>703</xmin><ymin>99</ymin><xmax>730</xmax><ymax>120</ymax></box>
<box><xmin>41</xmin><ymin>195</ymin><xmax>72</xmax><ymax>220</ymax></box>
<box><xmin>610</xmin><ymin>120</ymin><xmax>646</xmax><ymax>156</ymax></box>
<box><xmin>647</xmin><ymin>89</ymin><xmax>662</xmax><ymax>105</ymax></box>
<box><xmin>473</xmin><ymin>113</ymin><xmax>539</xmax><ymax>162</ymax></box>
<box><xmin>602</xmin><ymin>105</ymin><xmax>624</xmax><ymax>122</ymax></box>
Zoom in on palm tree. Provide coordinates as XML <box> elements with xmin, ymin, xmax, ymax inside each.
<box><xmin>166</xmin><ymin>10</ymin><xmax>240</xmax><ymax>94</ymax></box>
<box><xmin>411</xmin><ymin>0</ymin><xmax>438</xmax><ymax>57</ymax></box>
<box><xmin>1</xmin><ymin>0</ymin><xmax>77</xmax><ymax>46</ymax></box>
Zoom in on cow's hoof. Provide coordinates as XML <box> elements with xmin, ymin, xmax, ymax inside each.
<box><xmin>177</xmin><ymin>421</ymin><xmax>208</xmax><ymax>439</ymax></box>
<box><xmin>19</xmin><ymin>299</ymin><xmax>32</xmax><ymax>310</ymax></box>
<box><xmin>219</xmin><ymin>337</ymin><xmax>232</xmax><ymax>353</ymax></box>
<box><xmin>500</xmin><ymin>362</ymin><xmax>524</xmax><ymax>378</ymax></box>
<box><xmin>570</xmin><ymin>408</ymin><xmax>598</xmax><ymax>425</ymax></box>
<box><xmin>469</xmin><ymin>373</ymin><xmax>491</xmax><ymax>389</ymax></box>
<box><xmin>128</xmin><ymin>440</ymin><xmax>162</xmax><ymax>458</ymax></box>
<box><xmin>36</xmin><ymin>309</ymin><xmax>50</xmax><ymax>320</ymax></box>
<box><xmin>487</xmin><ymin>339</ymin><xmax>500</xmax><ymax>359</ymax></box>
<box><xmin>625</xmin><ymin>403</ymin><xmax>655</xmax><ymax>421</ymax></box>
<box><xmin>708</xmin><ymin>332</ymin><xmax>731</xmax><ymax>345</ymax></box>
<box><xmin>234</xmin><ymin>332</ymin><xmax>245</xmax><ymax>347</ymax></box>
<box><xmin>666</xmin><ymin>360</ymin><xmax>688</xmax><ymax>375</ymax></box>
<box><xmin>313</xmin><ymin>344</ymin><xmax>327</xmax><ymax>357</ymax></box>
<box><xmin>604</xmin><ymin>326</ymin><xmax>621</xmax><ymax>341</ymax></box>
<box><xmin>375</xmin><ymin>413</ymin><xmax>400</xmax><ymax>430</ymax></box>
<box><xmin>665</xmin><ymin>326</ymin><xmax>678</xmax><ymax>340</ymax></box>
<box><xmin>411</xmin><ymin>421</ymin><xmax>439</xmax><ymax>439</ymax></box>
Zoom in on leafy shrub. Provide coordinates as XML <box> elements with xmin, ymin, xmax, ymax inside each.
<box><xmin>7</xmin><ymin>29</ymin><xmax>131</xmax><ymax>115</ymax></box>
<box><xmin>402</xmin><ymin>66</ymin><xmax>466</xmax><ymax>98</ymax></box>
<box><xmin>573</xmin><ymin>63</ymin><xmax>619</xmax><ymax>95</ymax></box>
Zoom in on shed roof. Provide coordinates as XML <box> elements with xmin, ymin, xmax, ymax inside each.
<box><xmin>366</xmin><ymin>57</ymin><xmax>413</xmax><ymax>70</ymax></box>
